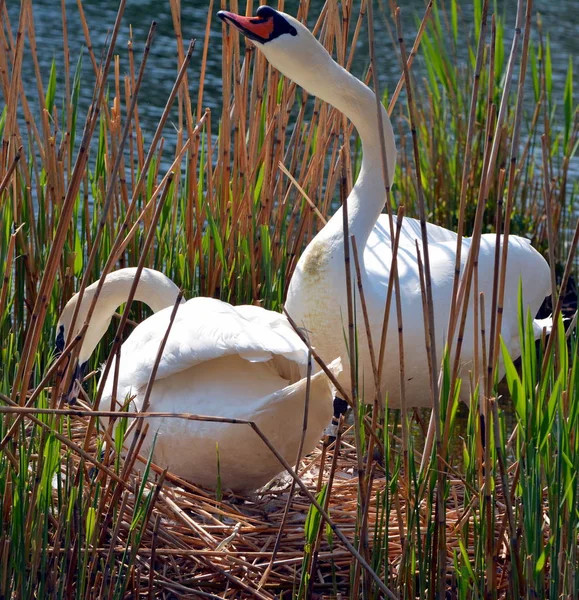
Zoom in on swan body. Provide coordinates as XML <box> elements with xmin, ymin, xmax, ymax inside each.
<box><xmin>57</xmin><ymin>268</ymin><xmax>339</xmax><ymax>491</ymax></box>
<box><xmin>219</xmin><ymin>7</ymin><xmax>551</xmax><ymax>406</ymax></box>
<box><xmin>288</xmin><ymin>217</ymin><xmax>550</xmax><ymax>406</ymax></box>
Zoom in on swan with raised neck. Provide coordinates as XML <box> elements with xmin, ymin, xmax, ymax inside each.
<box><xmin>219</xmin><ymin>7</ymin><xmax>552</xmax><ymax>407</ymax></box>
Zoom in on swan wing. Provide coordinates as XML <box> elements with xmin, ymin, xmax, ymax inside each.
<box><xmin>363</xmin><ymin>216</ymin><xmax>467</xmax><ymax>299</ymax></box>
<box><xmin>234</xmin><ymin>303</ymin><xmax>300</xmax><ymax>338</ymax></box>
<box><xmin>138</xmin><ymin>358</ymin><xmax>341</xmax><ymax>491</ymax></box>
<box><xmin>109</xmin><ymin>298</ymin><xmax>309</xmax><ymax>392</ymax></box>
<box><xmin>371</xmin><ymin>215</ymin><xmax>459</xmax><ymax>249</ymax></box>
<box><xmin>364</xmin><ymin>216</ymin><xmax>464</xmax><ymax>286</ymax></box>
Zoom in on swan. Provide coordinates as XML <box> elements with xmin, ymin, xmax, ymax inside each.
<box><xmin>56</xmin><ymin>268</ymin><xmax>340</xmax><ymax>491</ymax></box>
<box><xmin>219</xmin><ymin>7</ymin><xmax>551</xmax><ymax>407</ymax></box>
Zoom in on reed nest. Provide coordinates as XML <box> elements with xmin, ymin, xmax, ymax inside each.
<box><xmin>2</xmin><ymin>398</ymin><xmax>521</xmax><ymax>599</ymax></box>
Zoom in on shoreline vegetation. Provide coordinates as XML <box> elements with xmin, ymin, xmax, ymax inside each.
<box><xmin>1</xmin><ymin>0</ymin><xmax>578</xmax><ymax>597</ymax></box>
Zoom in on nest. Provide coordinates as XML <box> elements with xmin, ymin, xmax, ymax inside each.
<box><xmin>34</xmin><ymin>405</ymin><xmax>510</xmax><ymax>599</ymax></box>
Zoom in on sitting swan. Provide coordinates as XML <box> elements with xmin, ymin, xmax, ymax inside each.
<box><xmin>56</xmin><ymin>268</ymin><xmax>339</xmax><ymax>491</ymax></box>
<box><xmin>219</xmin><ymin>7</ymin><xmax>551</xmax><ymax>407</ymax></box>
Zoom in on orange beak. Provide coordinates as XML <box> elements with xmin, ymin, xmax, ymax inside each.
<box><xmin>218</xmin><ymin>10</ymin><xmax>275</xmax><ymax>43</ymax></box>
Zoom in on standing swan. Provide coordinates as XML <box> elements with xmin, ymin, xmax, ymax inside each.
<box><xmin>219</xmin><ymin>7</ymin><xmax>551</xmax><ymax>406</ymax></box>
<box><xmin>57</xmin><ymin>268</ymin><xmax>340</xmax><ymax>491</ymax></box>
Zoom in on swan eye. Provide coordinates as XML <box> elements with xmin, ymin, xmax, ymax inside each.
<box><xmin>55</xmin><ymin>325</ymin><xmax>65</xmax><ymax>354</ymax></box>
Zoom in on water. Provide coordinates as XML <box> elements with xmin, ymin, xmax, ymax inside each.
<box><xmin>4</xmin><ymin>0</ymin><xmax>577</xmax><ymax>145</ymax></box>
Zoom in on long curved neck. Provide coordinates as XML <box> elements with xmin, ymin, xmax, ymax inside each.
<box><xmin>287</xmin><ymin>52</ymin><xmax>397</xmax><ymax>248</ymax></box>
<box><xmin>70</xmin><ymin>268</ymin><xmax>180</xmax><ymax>364</ymax></box>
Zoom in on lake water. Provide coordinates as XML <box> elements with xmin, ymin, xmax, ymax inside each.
<box><xmin>5</xmin><ymin>0</ymin><xmax>577</xmax><ymax>145</ymax></box>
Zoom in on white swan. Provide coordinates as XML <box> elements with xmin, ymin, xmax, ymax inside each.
<box><xmin>219</xmin><ymin>7</ymin><xmax>551</xmax><ymax>407</ymax></box>
<box><xmin>56</xmin><ymin>268</ymin><xmax>340</xmax><ymax>491</ymax></box>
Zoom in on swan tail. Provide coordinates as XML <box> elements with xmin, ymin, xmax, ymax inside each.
<box><xmin>255</xmin><ymin>357</ymin><xmax>342</xmax><ymax>410</ymax></box>
<box><xmin>533</xmin><ymin>316</ymin><xmax>553</xmax><ymax>338</ymax></box>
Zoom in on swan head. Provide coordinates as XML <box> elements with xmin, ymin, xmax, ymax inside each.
<box><xmin>218</xmin><ymin>7</ymin><xmax>334</xmax><ymax>94</ymax></box>
<box><xmin>56</xmin><ymin>287</ymin><xmax>113</xmax><ymax>403</ymax></box>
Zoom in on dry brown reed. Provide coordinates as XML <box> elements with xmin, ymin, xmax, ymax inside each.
<box><xmin>0</xmin><ymin>0</ymin><xmax>577</xmax><ymax>597</ymax></box>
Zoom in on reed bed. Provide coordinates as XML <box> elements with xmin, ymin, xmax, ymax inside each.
<box><xmin>0</xmin><ymin>0</ymin><xmax>578</xmax><ymax>597</ymax></box>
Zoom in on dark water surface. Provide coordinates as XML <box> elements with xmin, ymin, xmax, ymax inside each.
<box><xmin>5</xmin><ymin>0</ymin><xmax>578</xmax><ymax>143</ymax></box>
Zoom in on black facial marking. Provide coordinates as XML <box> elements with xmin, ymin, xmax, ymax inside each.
<box><xmin>79</xmin><ymin>361</ymin><xmax>89</xmax><ymax>380</ymax></box>
<box><xmin>255</xmin><ymin>5</ymin><xmax>277</xmax><ymax>18</ymax></box>
<box><xmin>65</xmin><ymin>360</ymin><xmax>89</xmax><ymax>405</ymax></box>
<box><xmin>55</xmin><ymin>325</ymin><xmax>65</xmax><ymax>354</ymax></box>
<box><xmin>333</xmin><ymin>397</ymin><xmax>349</xmax><ymax>419</ymax></box>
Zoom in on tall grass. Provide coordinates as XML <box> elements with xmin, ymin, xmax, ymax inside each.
<box><xmin>0</xmin><ymin>0</ymin><xmax>578</xmax><ymax>597</ymax></box>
